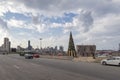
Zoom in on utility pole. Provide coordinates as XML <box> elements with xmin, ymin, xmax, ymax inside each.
<box><xmin>39</xmin><ymin>38</ymin><xmax>42</xmax><ymax>49</ymax></box>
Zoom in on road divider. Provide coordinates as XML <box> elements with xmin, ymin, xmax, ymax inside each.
<box><xmin>40</xmin><ymin>55</ymin><xmax>73</xmax><ymax>60</ymax></box>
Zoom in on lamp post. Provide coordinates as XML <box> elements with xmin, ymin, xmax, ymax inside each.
<box><xmin>39</xmin><ymin>38</ymin><xmax>42</xmax><ymax>49</ymax></box>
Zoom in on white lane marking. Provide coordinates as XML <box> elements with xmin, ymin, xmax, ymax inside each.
<box><xmin>13</xmin><ymin>65</ymin><xmax>20</xmax><ymax>69</ymax></box>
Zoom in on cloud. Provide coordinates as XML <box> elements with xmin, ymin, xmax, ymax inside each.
<box><xmin>0</xmin><ymin>18</ymin><xmax>8</xmax><ymax>31</ymax></box>
<box><xmin>0</xmin><ymin>0</ymin><xmax>120</xmax><ymax>50</ymax></box>
<box><xmin>90</xmin><ymin>14</ymin><xmax>120</xmax><ymax>37</ymax></box>
<box><xmin>0</xmin><ymin>18</ymin><xmax>9</xmax><ymax>38</ymax></box>
<box><xmin>7</xmin><ymin>19</ymin><xmax>25</xmax><ymax>28</ymax></box>
<box><xmin>57</xmin><ymin>10</ymin><xmax>94</xmax><ymax>33</ymax></box>
<box><xmin>32</xmin><ymin>15</ymin><xmax>40</xmax><ymax>24</ymax></box>
<box><xmin>8</xmin><ymin>0</ymin><xmax>120</xmax><ymax>16</ymax></box>
<box><xmin>7</xmin><ymin>18</ymin><xmax>48</xmax><ymax>33</ymax></box>
<box><xmin>78</xmin><ymin>10</ymin><xmax>93</xmax><ymax>32</ymax></box>
<box><xmin>0</xmin><ymin>0</ymin><xmax>120</xmax><ymax>18</ymax></box>
<box><xmin>74</xmin><ymin>13</ymin><xmax>120</xmax><ymax>50</ymax></box>
<box><xmin>0</xmin><ymin>18</ymin><xmax>10</xmax><ymax>45</ymax></box>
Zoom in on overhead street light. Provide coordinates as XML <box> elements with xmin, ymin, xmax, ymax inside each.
<box><xmin>39</xmin><ymin>38</ymin><xmax>42</xmax><ymax>49</ymax></box>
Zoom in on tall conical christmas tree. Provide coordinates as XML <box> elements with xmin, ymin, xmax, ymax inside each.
<box><xmin>67</xmin><ymin>31</ymin><xmax>77</xmax><ymax>57</ymax></box>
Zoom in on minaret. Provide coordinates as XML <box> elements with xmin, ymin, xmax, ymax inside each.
<box><xmin>67</xmin><ymin>31</ymin><xmax>77</xmax><ymax>57</ymax></box>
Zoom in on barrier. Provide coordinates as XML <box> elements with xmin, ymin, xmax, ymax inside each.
<box><xmin>40</xmin><ymin>55</ymin><xmax>73</xmax><ymax>60</ymax></box>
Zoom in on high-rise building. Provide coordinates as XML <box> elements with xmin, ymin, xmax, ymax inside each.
<box><xmin>55</xmin><ymin>46</ymin><xmax>57</xmax><ymax>51</ymax></box>
<box><xmin>3</xmin><ymin>37</ymin><xmax>11</xmax><ymax>53</ymax></box>
<box><xmin>28</xmin><ymin>40</ymin><xmax>30</xmax><ymax>47</ymax></box>
<box><xmin>67</xmin><ymin>32</ymin><xmax>77</xmax><ymax>57</ymax></box>
<box><xmin>27</xmin><ymin>40</ymin><xmax>32</xmax><ymax>50</ymax></box>
<box><xmin>59</xmin><ymin>46</ymin><xmax>64</xmax><ymax>52</ymax></box>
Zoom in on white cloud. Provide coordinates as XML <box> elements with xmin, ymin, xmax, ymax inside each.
<box><xmin>0</xmin><ymin>18</ymin><xmax>10</xmax><ymax>45</ymax></box>
<box><xmin>50</xmin><ymin>23</ymin><xmax>63</xmax><ymax>28</ymax></box>
<box><xmin>7</xmin><ymin>18</ymin><xmax>48</xmax><ymax>33</ymax></box>
<box><xmin>0</xmin><ymin>18</ymin><xmax>8</xmax><ymax>30</ymax></box>
<box><xmin>0</xmin><ymin>0</ymin><xmax>120</xmax><ymax>50</ymax></box>
<box><xmin>73</xmin><ymin>13</ymin><xmax>120</xmax><ymax>50</ymax></box>
<box><xmin>90</xmin><ymin>14</ymin><xmax>120</xmax><ymax>37</ymax></box>
<box><xmin>0</xmin><ymin>0</ymin><xmax>120</xmax><ymax>18</ymax></box>
<box><xmin>53</xmin><ymin>10</ymin><xmax>94</xmax><ymax>33</ymax></box>
<box><xmin>34</xmin><ymin>24</ymin><xmax>48</xmax><ymax>33</ymax></box>
<box><xmin>0</xmin><ymin>18</ymin><xmax>9</xmax><ymax>36</ymax></box>
<box><xmin>8</xmin><ymin>19</ymin><xmax>25</xmax><ymax>28</ymax></box>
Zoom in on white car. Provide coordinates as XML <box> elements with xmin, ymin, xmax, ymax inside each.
<box><xmin>101</xmin><ymin>56</ymin><xmax>120</xmax><ymax>66</ymax></box>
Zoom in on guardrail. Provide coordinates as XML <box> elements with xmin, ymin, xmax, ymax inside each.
<box><xmin>40</xmin><ymin>55</ymin><xmax>73</xmax><ymax>60</ymax></box>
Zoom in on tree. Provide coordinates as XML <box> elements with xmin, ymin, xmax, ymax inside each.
<box><xmin>67</xmin><ymin>32</ymin><xmax>77</xmax><ymax>57</ymax></box>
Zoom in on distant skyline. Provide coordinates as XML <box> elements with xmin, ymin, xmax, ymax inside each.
<box><xmin>0</xmin><ymin>0</ymin><xmax>120</xmax><ymax>50</ymax></box>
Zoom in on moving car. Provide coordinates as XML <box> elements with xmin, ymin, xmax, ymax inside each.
<box><xmin>25</xmin><ymin>52</ymin><xmax>33</xmax><ymax>59</ymax></box>
<box><xmin>101</xmin><ymin>56</ymin><xmax>120</xmax><ymax>66</ymax></box>
<box><xmin>33</xmin><ymin>53</ymin><xmax>40</xmax><ymax>58</ymax></box>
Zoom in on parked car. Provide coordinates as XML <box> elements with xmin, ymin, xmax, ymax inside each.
<box><xmin>25</xmin><ymin>52</ymin><xmax>33</xmax><ymax>59</ymax></box>
<box><xmin>101</xmin><ymin>56</ymin><xmax>120</xmax><ymax>66</ymax></box>
<box><xmin>33</xmin><ymin>53</ymin><xmax>40</xmax><ymax>58</ymax></box>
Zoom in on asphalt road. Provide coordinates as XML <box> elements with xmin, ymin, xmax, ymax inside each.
<box><xmin>0</xmin><ymin>54</ymin><xmax>120</xmax><ymax>80</ymax></box>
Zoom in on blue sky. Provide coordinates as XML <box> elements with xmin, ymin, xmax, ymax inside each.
<box><xmin>0</xmin><ymin>0</ymin><xmax>120</xmax><ymax>51</ymax></box>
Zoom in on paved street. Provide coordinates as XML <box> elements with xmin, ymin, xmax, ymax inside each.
<box><xmin>0</xmin><ymin>54</ymin><xmax>120</xmax><ymax>80</ymax></box>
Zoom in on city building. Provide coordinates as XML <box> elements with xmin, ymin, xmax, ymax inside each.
<box><xmin>38</xmin><ymin>46</ymin><xmax>65</xmax><ymax>56</ymax></box>
<box><xmin>0</xmin><ymin>37</ymin><xmax>11</xmax><ymax>54</ymax></box>
<box><xmin>55</xmin><ymin>46</ymin><xmax>57</xmax><ymax>51</ymax></box>
<box><xmin>96</xmin><ymin>50</ymin><xmax>120</xmax><ymax>57</ymax></box>
<box><xmin>59</xmin><ymin>46</ymin><xmax>64</xmax><ymax>52</ymax></box>
<box><xmin>17</xmin><ymin>46</ymin><xmax>25</xmax><ymax>52</ymax></box>
<box><xmin>76</xmin><ymin>45</ymin><xmax>96</xmax><ymax>58</ymax></box>
<box><xmin>11</xmin><ymin>48</ymin><xmax>17</xmax><ymax>52</ymax></box>
<box><xmin>16</xmin><ymin>40</ymin><xmax>33</xmax><ymax>52</ymax></box>
<box><xmin>4</xmin><ymin>38</ymin><xmax>11</xmax><ymax>53</ymax></box>
<box><xmin>27</xmin><ymin>40</ymin><xmax>32</xmax><ymax>50</ymax></box>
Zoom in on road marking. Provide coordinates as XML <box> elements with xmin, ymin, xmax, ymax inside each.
<box><xmin>13</xmin><ymin>65</ymin><xmax>20</xmax><ymax>69</ymax></box>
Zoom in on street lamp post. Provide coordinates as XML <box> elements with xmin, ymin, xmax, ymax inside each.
<box><xmin>39</xmin><ymin>38</ymin><xmax>42</xmax><ymax>49</ymax></box>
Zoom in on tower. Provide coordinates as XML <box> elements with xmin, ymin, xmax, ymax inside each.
<box><xmin>4</xmin><ymin>37</ymin><xmax>11</xmax><ymax>53</ymax></box>
<box><xmin>28</xmin><ymin>40</ymin><xmax>30</xmax><ymax>47</ymax></box>
<box><xmin>28</xmin><ymin>40</ymin><xmax>32</xmax><ymax>50</ymax></box>
<box><xmin>59</xmin><ymin>46</ymin><xmax>64</xmax><ymax>52</ymax></box>
<box><xmin>67</xmin><ymin>32</ymin><xmax>77</xmax><ymax>57</ymax></box>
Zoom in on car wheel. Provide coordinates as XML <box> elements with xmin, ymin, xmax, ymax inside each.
<box><xmin>102</xmin><ymin>61</ymin><xmax>107</xmax><ymax>65</ymax></box>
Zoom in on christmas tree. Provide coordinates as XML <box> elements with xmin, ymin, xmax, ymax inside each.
<box><xmin>67</xmin><ymin>31</ymin><xmax>77</xmax><ymax>57</ymax></box>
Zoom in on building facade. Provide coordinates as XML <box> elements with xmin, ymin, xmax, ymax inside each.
<box><xmin>76</xmin><ymin>45</ymin><xmax>96</xmax><ymax>58</ymax></box>
<box><xmin>0</xmin><ymin>37</ymin><xmax>11</xmax><ymax>54</ymax></box>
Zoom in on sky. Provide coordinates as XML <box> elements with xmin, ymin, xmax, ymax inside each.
<box><xmin>0</xmin><ymin>0</ymin><xmax>120</xmax><ymax>51</ymax></box>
